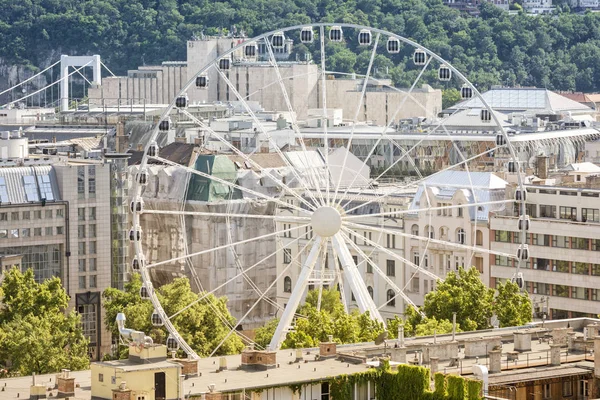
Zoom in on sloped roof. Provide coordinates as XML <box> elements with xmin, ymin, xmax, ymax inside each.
<box><xmin>0</xmin><ymin>166</ymin><xmax>60</xmax><ymax>204</ymax></box>
<box><xmin>440</xmin><ymin>107</ymin><xmax>511</xmax><ymax>128</ymax></box>
<box><xmin>561</xmin><ymin>162</ymin><xmax>600</xmax><ymax>173</ymax></box>
<box><xmin>456</xmin><ymin>87</ymin><xmax>593</xmax><ymax>113</ymax></box>
<box><xmin>129</xmin><ymin>142</ymin><xmax>201</xmax><ymax>166</ymax></box>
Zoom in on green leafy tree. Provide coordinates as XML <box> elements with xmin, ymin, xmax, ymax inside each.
<box><xmin>103</xmin><ymin>274</ymin><xmax>244</xmax><ymax>358</ymax></box>
<box><xmin>442</xmin><ymin>88</ymin><xmax>461</xmax><ymax>109</ymax></box>
<box><xmin>492</xmin><ymin>280</ymin><xmax>533</xmax><ymax>327</ymax></box>
<box><xmin>423</xmin><ymin>267</ymin><xmax>494</xmax><ymax>331</ymax></box>
<box><xmin>414</xmin><ymin>317</ymin><xmax>457</xmax><ymax>337</ymax></box>
<box><xmin>0</xmin><ymin>268</ymin><xmax>89</xmax><ymax>375</ymax></box>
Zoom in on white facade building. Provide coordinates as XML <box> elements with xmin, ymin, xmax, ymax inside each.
<box><xmin>403</xmin><ymin>171</ymin><xmax>508</xmax><ymax>306</ymax></box>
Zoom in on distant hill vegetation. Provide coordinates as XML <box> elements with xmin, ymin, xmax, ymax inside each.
<box><xmin>2</xmin><ymin>0</ymin><xmax>600</xmax><ymax>92</ymax></box>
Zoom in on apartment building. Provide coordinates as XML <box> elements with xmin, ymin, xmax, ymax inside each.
<box><xmin>490</xmin><ymin>169</ymin><xmax>600</xmax><ymax>320</ymax></box>
<box><xmin>403</xmin><ymin>171</ymin><xmax>508</xmax><ymax>306</ymax></box>
<box><xmin>0</xmin><ymin>132</ymin><xmax>112</xmax><ymax>359</ymax></box>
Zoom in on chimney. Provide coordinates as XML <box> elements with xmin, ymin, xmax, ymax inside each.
<box><xmin>240</xmin><ymin>349</ymin><xmax>277</xmax><ymax>370</ymax></box>
<box><xmin>319</xmin><ymin>335</ymin><xmax>337</xmax><ymax>359</ymax></box>
<box><xmin>111</xmin><ymin>382</ymin><xmax>131</xmax><ymax>400</ymax></box>
<box><xmin>513</xmin><ymin>330</ymin><xmax>532</xmax><ymax>352</ymax></box>
<box><xmin>430</xmin><ymin>357</ymin><xmax>439</xmax><ymax>376</ymax></box>
<box><xmin>536</xmin><ymin>155</ymin><xmax>549</xmax><ymax>179</ymax></box>
<box><xmin>489</xmin><ymin>349</ymin><xmax>501</xmax><ymax>373</ymax></box>
<box><xmin>56</xmin><ymin>369</ymin><xmax>75</xmax><ymax>398</ymax></box>
<box><xmin>29</xmin><ymin>373</ymin><xmax>46</xmax><ymax>400</ymax></box>
<box><xmin>550</xmin><ymin>344</ymin><xmax>561</xmax><ymax>366</ymax></box>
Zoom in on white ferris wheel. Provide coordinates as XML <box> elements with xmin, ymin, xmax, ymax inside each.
<box><xmin>129</xmin><ymin>23</ymin><xmax>528</xmax><ymax>360</ymax></box>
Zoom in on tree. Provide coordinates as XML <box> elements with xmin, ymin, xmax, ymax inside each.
<box><xmin>103</xmin><ymin>274</ymin><xmax>245</xmax><ymax>358</ymax></box>
<box><xmin>0</xmin><ymin>268</ymin><xmax>89</xmax><ymax>375</ymax></box>
<box><xmin>442</xmin><ymin>88</ymin><xmax>461</xmax><ymax>109</ymax></box>
<box><xmin>493</xmin><ymin>280</ymin><xmax>533</xmax><ymax>327</ymax></box>
<box><xmin>414</xmin><ymin>317</ymin><xmax>456</xmax><ymax>337</ymax></box>
<box><xmin>422</xmin><ymin>267</ymin><xmax>494</xmax><ymax>331</ymax></box>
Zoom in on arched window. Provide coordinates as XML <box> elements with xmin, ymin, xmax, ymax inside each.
<box><xmin>425</xmin><ymin>225</ymin><xmax>434</xmax><ymax>239</ymax></box>
<box><xmin>284</xmin><ymin>276</ymin><xmax>292</xmax><ymax>293</ymax></box>
<box><xmin>456</xmin><ymin>228</ymin><xmax>466</xmax><ymax>244</ymax></box>
<box><xmin>368</xmin><ymin>286</ymin><xmax>374</xmax><ymax>299</ymax></box>
<box><xmin>476</xmin><ymin>230</ymin><xmax>483</xmax><ymax>246</ymax></box>
<box><xmin>386</xmin><ymin>289</ymin><xmax>395</xmax><ymax>307</ymax></box>
<box><xmin>411</xmin><ymin>224</ymin><xmax>419</xmax><ymax>236</ymax></box>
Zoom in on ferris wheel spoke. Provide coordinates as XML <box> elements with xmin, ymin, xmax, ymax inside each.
<box><xmin>344</xmin><ymin>198</ymin><xmax>513</xmax><ymax>221</ymax></box>
<box><xmin>167</xmin><ymin>231</ymin><xmax>310</xmax><ymax>321</ymax></box>
<box><xmin>213</xmin><ymin>62</ymin><xmax>319</xmax><ymax>209</ymax></box>
<box><xmin>339</xmin><ymin>229</ymin><xmax>421</xmax><ymax>314</ymax></box>
<box><xmin>335</xmin><ymin>58</ymin><xmax>432</xmax><ymax>209</ymax></box>
<box><xmin>264</xmin><ymin>36</ymin><xmax>326</xmax><ymax>207</ymax></box>
<box><xmin>318</xmin><ymin>25</ymin><xmax>332</xmax><ymax>205</ymax></box>
<box><xmin>145</xmin><ymin>222</ymin><xmax>310</xmax><ymax>269</ymax></box>
<box><xmin>328</xmin><ymin>238</ymin><xmax>348</xmax><ymax>313</ymax></box>
<box><xmin>141</xmin><ymin>209</ymin><xmax>310</xmax><ymax>222</ymax></box>
<box><xmin>148</xmin><ymin>155</ymin><xmax>312</xmax><ymax>216</ymax></box>
<box><xmin>344</xmin><ymin>220</ymin><xmax>516</xmax><ymax>260</ymax></box>
<box><xmin>342</xmin><ymin>145</ymin><xmax>500</xmax><ymax>215</ymax></box>
<box><xmin>331</xmin><ymin>33</ymin><xmax>380</xmax><ymax>205</ymax></box>
<box><xmin>341</xmin><ymin>226</ymin><xmax>440</xmax><ymax>281</ymax></box>
<box><xmin>177</xmin><ymin>108</ymin><xmax>317</xmax><ymax>212</ymax></box>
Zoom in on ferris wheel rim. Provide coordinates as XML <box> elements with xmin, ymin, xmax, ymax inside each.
<box><xmin>130</xmin><ymin>22</ymin><xmax>528</xmax><ymax>359</ymax></box>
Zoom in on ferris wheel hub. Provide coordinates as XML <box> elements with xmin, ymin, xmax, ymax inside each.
<box><xmin>311</xmin><ymin>206</ymin><xmax>342</xmax><ymax>237</ymax></box>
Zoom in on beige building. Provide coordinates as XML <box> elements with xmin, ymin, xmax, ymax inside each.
<box><xmin>0</xmin><ymin>149</ymin><xmax>112</xmax><ymax>359</ymax></box>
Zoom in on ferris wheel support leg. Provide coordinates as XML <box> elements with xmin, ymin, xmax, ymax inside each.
<box><xmin>268</xmin><ymin>237</ymin><xmax>323</xmax><ymax>351</ymax></box>
<box><xmin>331</xmin><ymin>233</ymin><xmax>385</xmax><ymax>325</ymax></box>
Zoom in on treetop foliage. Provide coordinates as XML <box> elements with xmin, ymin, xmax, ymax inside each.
<box><xmin>0</xmin><ymin>268</ymin><xmax>89</xmax><ymax>376</ymax></box>
<box><xmin>3</xmin><ymin>0</ymin><xmax>600</xmax><ymax>91</ymax></box>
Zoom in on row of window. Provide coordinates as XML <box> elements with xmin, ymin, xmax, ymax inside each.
<box><xmin>494</xmin><ymin>230</ymin><xmax>600</xmax><ymax>251</ymax></box>
<box><xmin>412</xmin><ymin>225</ymin><xmax>480</xmax><ymax>245</ymax></box>
<box><xmin>77</xmin><ymin>166</ymin><xmax>97</xmax><ymax>199</ymax></box>
<box><xmin>79</xmin><ymin>241</ymin><xmax>98</xmax><ymax>255</ymax></box>
<box><xmin>78</xmin><ymin>224</ymin><xmax>98</xmax><ymax>239</ymax></box>
<box><xmin>527</xmin><ymin>204</ymin><xmax>600</xmax><ymax>223</ymax></box>
<box><xmin>79</xmin><ymin>275</ymin><xmax>98</xmax><ymax>289</ymax></box>
<box><xmin>529</xmin><ymin>281</ymin><xmax>600</xmax><ymax>301</ymax></box>
<box><xmin>495</xmin><ymin>255</ymin><xmax>600</xmax><ymax>276</ymax></box>
<box><xmin>78</xmin><ymin>258</ymin><xmax>98</xmax><ymax>272</ymax></box>
<box><xmin>0</xmin><ymin>226</ymin><xmax>64</xmax><ymax>239</ymax></box>
<box><xmin>78</xmin><ymin>207</ymin><xmax>97</xmax><ymax>221</ymax></box>
<box><xmin>0</xmin><ymin>209</ymin><xmax>64</xmax><ymax>221</ymax></box>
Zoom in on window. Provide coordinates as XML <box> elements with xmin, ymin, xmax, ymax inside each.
<box><xmin>494</xmin><ymin>230</ymin><xmax>510</xmax><ymax>243</ymax></box>
<box><xmin>45</xmin><ymin>227</ymin><xmax>52</xmax><ymax>236</ymax></box>
<box><xmin>78</xmin><ymin>225</ymin><xmax>86</xmax><ymax>238</ymax></box>
<box><xmin>56</xmin><ymin>226</ymin><xmax>64</xmax><ymax>235</ymax></box>
<box><xmin>98</xmin><ymin>374</ymin><xmax>103</xmax><ymax>383</ymax></box>
<box><xmin>89</xmin><ymin>224</ymin><xmax>96</xmax><ymax>238</ymax></box>
<box><xmin>386</xmin><ymin>234</ymin><xmax>396</xmax><ymax>248</ymax></box>
<box><xmin>559</xmin><ymin>206</ymin><xmax>577</xmax><ymax>220</ymax></box>
<box><xmin>10</xmin><ymin>229</ymin><xmax>19</xmax><ymax>238</ymax></box>
<box><xmin>553</xmin><ymin>285</ymin><xmax>569</xmax><ymax>298</ymax></box>
<box><xmin>439</xmin><ymin>226</ymin><xmax>448</xmax><ymax>239</ymax></box>
<box><xmin>386</xmin><ymin>260</ymin><xmax>395</xmax><ymax>277</ymax></box>
<box><xmin>23</xmin><ymin>176</ymin><xmax>39</xmax><ymax>201</ymax></box>
<box><xmin>34</xmin><ymin>227</ymin><xmax>42</xmax><ymax>236</ymax></box>
<box><xmin>77</xmin><ymin>166</ymin><xmax>85</xmax><ymax>198</ymax></box>
<box><xmin>22</xmin><ymin>211</ymin><xmax>30</xmax><ymax>220</ymax></box>
<box><xmin>78</xmin><ymin>259</ymin><xmax>86</xmax><ymax>272</ymax></box>
<box><xmin>78</xmin><ymin>208</ymin><xmax>85</xmax><ymax>221</ymax></box>
<box><xmin>555</xmin><ymin>260</ymin><xmax>569</xmax><ymax>273</ymax></box>
<box><xmin>283</xmin><ymin>276</ymin><xmax>292</xmax><ymax>293</ymax></box>
<box><xmin>0</xmin><ymin>212</ymin><xmax>6</xmax><ymax>221</ymax></box>
<box><xmin>534</xmin><ymin>282</ymin><xmax>550</xmax><ymax>295</ymax></box>
<box><xmin>88</xmin><ymin>241</ymin><xmax>96</xmax><ymax>254</ymax></box>
<box><xmin>424</xmin><ymin>254</ymin><xmax>429</xmax><ymax>269</ymax></box>
<box><xmin>411</xmin><ymin>224</ymin><xmax>419</xmax><ymax>236</ymax></box>
<box><xmin>562</xmin><ymin>381</ymin><xmax>573</xmax><ymax>397</ymax></box>
<box><xmin>22</xmin><ymin>228</ymin><xmax>30</xmax><ymax>237</ymax></box>
<box><xmin>412</xmin><ymin>277</ymin><xmax>420</xmax><ymax>293</ymax></box>
<box><xmin>88</xmin><ymin>166</ymin><xmax>96</xmax><ymax>197</ymax></box>
<box><xmin>456</xmin><ymin>229</ymin><xmax>465</xmax><ymax>244</ymax></box>
<box><xmin>34</xmin><ymin>210</ymin><xmax>41</xmax><ymax>219</ymax></box>
<box><xmin>283</xmin><ymin>248</ymin><xmax>291</xmax><ymax>264</ymax></box>
<box><xmin>572</xmin><ymin>262</ymin><xmax>589</xmax><ymax>275</ymax></box>
<box><xmin>78</xmin><ymin>276</ymin><xmax>86</xmax><ymax>289</ymax></box>
<box><xmin>0</xmin><ymin>177</ymin><xmax>8</xmax><ymax>202</ymax></box>
<box><xmin>367</xmin><ymin>286</ymin><xmax>373</xmax><ymax>298</ymax></box>
<box><xmin>426</xmin><ymin>226</ymin><xmax>434</xmax><ymax>239</ymax></box>
<box><xmin>572</xmin><ymin>286</ymin><xmax>588</xmax><ymax>300</ymax></box>
<box><xmin>56</xmin><ymin>209</ymin><xmax>63</xmax><ymax>218</ymax></box>
<box><xmin>495</xmin><ymin>255</ymin><xmax>511</xmax><ymax>267</ymax></box>
<box><xmin>0</xmin><ymin>229</ymin><xmax>6</xmax><ymax>239</ymax></box>
<box><xmin>386</xmin><ymin>289</ymin><xmax>395</xmax><ymax>307</ymax></box>
<box><xmin>582</xmin><ymin>208</ymin><xmax>599</xmax><ymax>222</ymax></box>
<box><xmin>539</xmin><ymin>204</ymin><xmax>556</xmax><ymax>218</ymax></box>
<box><xmin>89</xmin><ymin>207</ymin><xmax>96</xmax><ymax>221</ymax></box>
<box><xmin>457</xmin><ymin>204</ymin><xmax>463</xmax><ymax>217</ymax></box>
<box><xmin>89</xmin><ymin>258</ymin><xmax>97</xmax><ymax>272</ymax></box>
<box><xmin>476</xmin><ymin>230</ymin><xmax>483</xmax><ymax>246</ymax></box>
<box><xmin>579</xmin><ymin>380</ymin><xmax>589</xmax><ymax>398</ymax></box>
<box><xmin>594</xmin><ymin>240</ymin><xmax>600</xmax><ymax>251</ymax></box>
<box><xmin>89</xmin><ymin>275</ymin><xmax>97</xmax><ymax>288</ymax></box>
<box><xmin>78</xmin><ymin>242</ymin><xmax>86</xmax><ymax>255</ymax></box>
<box><xmin>553</xmin><ymin>235</ymin><xmax>569</xmax><ymax>248</ymax></box>
<box><xmin>10</xmin><ymin>212</ymin><xmax>18</xmax><ymax>221</ymax></box>
<box><xmin>413</xmin><ymin>252</ymin><xmax>420</xmax><ymax>266</ymax></box>
<box><xmin>45</xmin><ymin>210</ymin><xmax>52</xmax><ymax>219</ymax></box>
<box><xmin>37</xmin><ymin>175</ymin><xmax>54</xmax><ymax>201</ymax></box>
<box><xmin>571</xmin><ymin>237</ymin><xmax>588</xmax><ymax>250</ymax></box>
<box><xmin>321</xmin><ymin>382</ymin><xmax>330</xmax><ymax>400</ymax></box>
<box><xmin>543</xmin><ymin>383</ymin><xmax>551</xmax><ymax>399</ymax></box>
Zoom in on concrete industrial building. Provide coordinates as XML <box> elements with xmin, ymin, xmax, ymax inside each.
<box><xmin>0</xmin><ymin>129</ymin><xmax>113</xmax><ymax>359</ymax></box>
